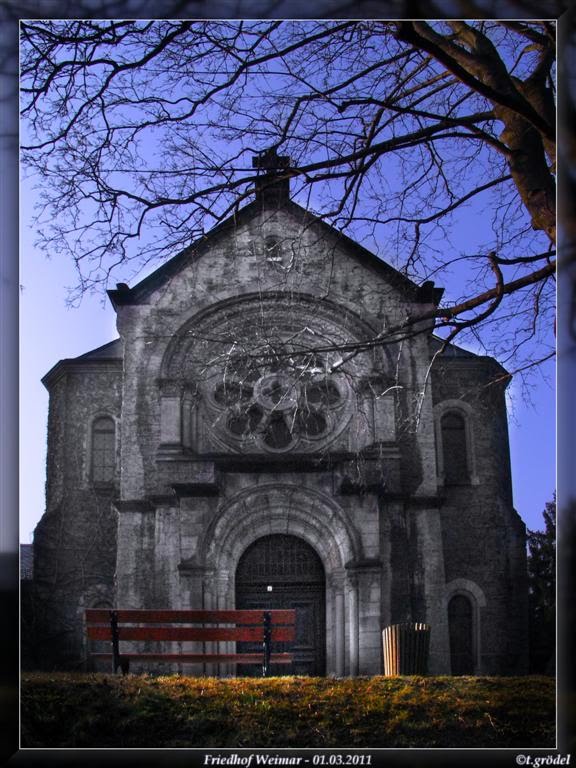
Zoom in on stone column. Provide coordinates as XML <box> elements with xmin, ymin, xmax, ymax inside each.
<box><xmin>346</xmin><ymin>572</ymin><xmax>359</xmax><ymax>676</ymax></box>
<box><xmin>383</xmin><ymin>498</ymin><xmax>412</xmax><ymax>625</ymax></box>
<box><xmin>347</xmin><ymin>560</ymin><xmax>383</xmax><ymax>675</ymax></box>
<box><xmin>411</xmin><ymin>503</ymin><xmax>450</xmax><ymax>674</ymax></box>
<box><xmin>153</xmin><ymin>503</ymin><xmax>181</xmax><ymax>607</ymax></box>
<box><xmin>327</xmin><ymin>570</ymin><xmax>346</xmax><ymax>677</ymax></box>
<box><xmin>215</xmin><ymin>572</ymin><xmax>232</xmax><ymax>677</ymax></box>
<box><xmin>373</xmin><ymin>391</ymin><xmax>396</xmax><ymax>441</ymax></box>
<box><xmin>192</xmin><ymin>569</ymin><xmax>214</xmax><ymax>677</ymax></box>
<box><xmin>178</xmin><ymin>562</ymin><xmax>208</xmax><ymax>677</ymax></box>
<box><xmin>335</xmin><ymin>590</ymin><xmax>346</xmax><ymax>677</ymax></box>
<box><xmin>158</xmin><ymin>380</ymin><xmax>183</xmax><ymax>456</ymax></box>
<box><xmin>116</xmin><ymin>306</ymin><xmax>147</xmax><ymax>501</ymax></box>
<box><xmin>178</xmin><ymin>564</ymin><xmax>205</xmax><ymax>610</ymax></box>
<box><xmin>114</xmin><ymin>500</ymin><xmax>155</xmax><ymax>666</ymax></box>
<box><xmin>353</xmin><ymin>375</ymin><xmax>397</xmax><ymax>451</ymax></box>
<box><xmin>114</xmin><ymin>500</ymin><xmax>155</xmax><ymax>608</ymax></box>
<box><xmin>181</xmin><ymin>389</ymin><xmax>194</xmax><ymax>449</ymax></box>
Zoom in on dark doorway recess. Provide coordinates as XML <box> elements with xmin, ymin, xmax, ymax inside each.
<box><xmin>448</xmin><ymin>594</ymin><xmax>475</xmax><ymax>675</ymax></box>
<box><xmin>235</xmin><ymin>534</ymin><xmax>326</xmax><ymax>676</ymax></box>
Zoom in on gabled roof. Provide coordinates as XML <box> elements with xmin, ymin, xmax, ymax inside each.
<box><xmin>430</xmin><ymin>335</ymin><xmax>510</xmax><ymax>378</ymax></box>
<box><xmin>107</xmin><ymin>198</ymin><xmax>444</xmax><ymax>309</ymax></box>
<box><xmin>74</xmin><ymin>338</ymin><xmax>123</xmax><ymax>360</ymax></box>
<box><xmin>42</xmin><ymin>338</ymin><xmax>123</xmax><ymax>389</ymax></box>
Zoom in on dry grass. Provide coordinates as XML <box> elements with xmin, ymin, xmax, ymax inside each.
<box><xmin>20</xmin><ymin>672</ymin><xmax>555</xmax><ymax>749</ymax></box>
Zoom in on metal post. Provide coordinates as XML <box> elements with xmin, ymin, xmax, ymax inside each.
<box><xmin>110</xmin><ymin>610</ymin><xmax>121</xmax><ymax>674</ymax></box>
<box><xmin>262</xmin><ymin>612</ymin><xmax>272</xmax><ymax>677</ymax></box>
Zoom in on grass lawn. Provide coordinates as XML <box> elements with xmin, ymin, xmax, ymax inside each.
<box><xmin>20</xmin><ymin>672</ymin><xmax>555</xmax><ymax>749</ymax></box>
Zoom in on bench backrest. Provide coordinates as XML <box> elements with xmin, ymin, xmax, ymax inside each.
<box><xmin>85</xmin><ymin>609</ymin><xmax>296</xmax><ymax>643</ymax></box>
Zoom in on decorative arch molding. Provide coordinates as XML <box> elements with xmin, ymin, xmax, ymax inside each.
<box><xmin>433</xmin><ymin>399</ymin><xmax>479</xmax><ymax>486</ymax></box>
<box><xmin>201</xmin><ymin>483</ymin><xmax>363</xmax><ymax>574</ymax></box>
<box><xmin>444</xmin><ymin>577</ymin><xmax>487</xmax><ymax>608</ymax></box>
<box><xmin>159</xmin><ymin>290</ymin><xmax>384</xmax><ymax>381</ymax></box>
<box><xmin>189</xmin><ymin>483</ymin><xmax>365</xmax><ymax>676</ymax></box>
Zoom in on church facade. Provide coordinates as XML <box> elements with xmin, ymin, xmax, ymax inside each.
<box><xmin>32</xmin><ymin>157</ymin><xmax>528</xmax><ymax>676</ymax></box>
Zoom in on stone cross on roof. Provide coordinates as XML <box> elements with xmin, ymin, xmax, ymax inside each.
<box><xmin>252</xmin><ymin>147</ymin><xmax>291</xmax><ymax>173</ymax></box>
<box><xmin>252</xmin><ymin>148</ymin><xmax>292</xmax><ymax>205</ymax></box>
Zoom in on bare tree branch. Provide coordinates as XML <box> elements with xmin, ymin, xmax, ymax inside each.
<box><xmin>18</xmin><ymin>16</ymin><xmax>559</xmax><ymax>382</ymax></box>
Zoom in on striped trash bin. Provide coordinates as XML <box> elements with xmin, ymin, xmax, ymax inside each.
<box><xmin>382</xmin><ymin>622</ymin><xmax>431</xmax><ymax>675</ymax></box>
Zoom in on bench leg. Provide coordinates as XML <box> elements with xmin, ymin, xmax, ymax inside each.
<box><xmin>262</xmin><ymin>611</ymin><xmax>272</xmax><ymax>677</ymax></box>
<box><xmin>110</xmin><ymin>610</ymin><xmax>125</xmax><ymax>674</ymax></box>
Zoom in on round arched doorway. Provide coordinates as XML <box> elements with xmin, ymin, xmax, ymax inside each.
<box><xmin>235</xmin><ymin>534</ymin><xmax>326</xmax><ymax>676</ymax></box>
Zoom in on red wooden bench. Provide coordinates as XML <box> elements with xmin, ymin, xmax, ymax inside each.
<box><xmin>85</xmin><ymin>608</ymin><xmax>296</xmax><ymax>676</ymax></box>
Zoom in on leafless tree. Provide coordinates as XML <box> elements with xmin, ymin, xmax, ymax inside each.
<box><xmin>18</xmin><ymin>13</ymin><xmax>564</xmax><ymax>385</ymax></box>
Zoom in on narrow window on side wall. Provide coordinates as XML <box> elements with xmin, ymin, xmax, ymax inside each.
<box><xmin>91</xmin><ymin>416</ymin><xmax>116</xmax><ymax>483</ymax></box>
<box><xmin>441</xmin><ymin>411</ymin><xmax>469</xmax><ymax>484</ymax></box>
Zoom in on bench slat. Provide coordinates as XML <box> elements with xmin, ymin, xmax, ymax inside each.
<box><xmin>86</xmin><ymin>609</ymin><xmax>296</xmax><ymax>625</ymax></box>
<box><xmin>87</xmin><ymin>625</ymin><xmax>296</xmax><ymax>642</ymax></box>
<box><xmin>90</xmin><ymin>652</ymin><xmax>294</xmax><ymax>665</ymax></box>
<box><xmin>85</xmin><ymin>608</ymin><xmax>297</xmax><ymax>676</ymax></box>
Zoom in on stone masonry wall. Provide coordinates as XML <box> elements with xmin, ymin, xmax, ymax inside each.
<box><xmin>32</xmin><ymin>363</ymin><xmax>122</xmax><ymax>669</ymax></box>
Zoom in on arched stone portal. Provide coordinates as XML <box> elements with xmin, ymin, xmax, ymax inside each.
<box><xmin>235</xmin><ymin>534</ymin><xmax>326</xmax><ymax>676</ymax></box>
<box><xmin>195</xmin><ymin>483</ymin><xmax>365</xmax><ymax>676</ymax></box>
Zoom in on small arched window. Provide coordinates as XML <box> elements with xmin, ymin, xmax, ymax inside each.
<box><xmin>91</xmin><ymin>416</ymin><xmax>116</xmax><ymax>483</ymax></box>
<box><xmin>441</xmin><ymin>411</ymin><xmax>469</xmax><ymax>484</ymax></box>
<box><xmin>265</xmin><ymin>236</ymin><xmax>283</xmax><ymax>264</ymax></box>
<box><xmin>448</xmin><ymin>594</ymin><xmax>475</xmax><ymax>675</ymax></box>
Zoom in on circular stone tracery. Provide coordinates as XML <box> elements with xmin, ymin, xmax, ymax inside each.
<box><xmin>210</xmin><ymin>352</ymin><xmax>347</xmax><ymax>452</ymax></box>
<box><xmin>164</xmin><ymin>294</ymin><xmax>381</xmax><ymax>454</ymax></box>
<box><xmin>255</xmin><ymin>373</ymin><xmax>300</xmax><ymax>411</ymax></box>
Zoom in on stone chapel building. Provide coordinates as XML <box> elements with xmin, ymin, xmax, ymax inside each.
<box><xmin>32</xmin><ymin>153</ymin><xmax>528</xmax><ymax>676</ymax></box>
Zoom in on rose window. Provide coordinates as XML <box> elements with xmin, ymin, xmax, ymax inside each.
<box><xmin>209</xmin><ymin>357</ymin><xmax>347</xmax><ymax>451</ymax></box>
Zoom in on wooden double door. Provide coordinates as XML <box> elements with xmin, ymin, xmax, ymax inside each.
<box><xmin>235</xmin><ymin>534</ymin><xmax>326</xmax><ymax>676</ymax></box>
